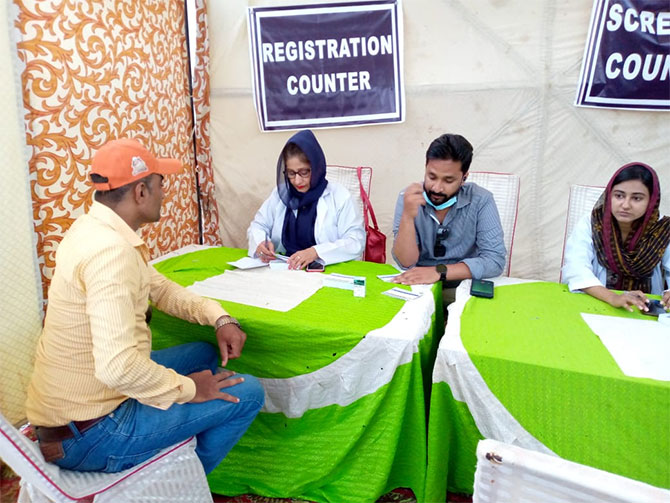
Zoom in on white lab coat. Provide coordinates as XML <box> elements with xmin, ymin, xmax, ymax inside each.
<box><xmin>247</xmin><ymin>182</ymin><xmax>366</xmax><ymax>265</ymax></box>
<box><xmin>562</xmin><ymin>214</ymin><xmax>670</xmax><ymax>294</ymax></box>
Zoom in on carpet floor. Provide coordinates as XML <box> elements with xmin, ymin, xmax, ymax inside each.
<box><xmin>1</xmin><ymin>462</ymin><xmax>474</xmax><ymax>503</ymax></box>
<box><xmin>1</xmin><ymin>428</ymin><xmax>471</xmax><ymax>503</ymax></box>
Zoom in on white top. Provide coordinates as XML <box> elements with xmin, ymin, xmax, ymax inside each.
<box><xmin>247</xmin><ymin>181</ymin><xmax>366</xmax><ymax>265</ymax></box>
<box><xmin>562</xmin><ymin>214</ymin><xmax>670</xmax><ymax>295</ymax></box>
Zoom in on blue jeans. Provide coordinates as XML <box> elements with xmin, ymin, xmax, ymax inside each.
<box><xmin>53</xmin><ymin>342</ymin><xmax>264</xmax><ymax>474</ymax></box>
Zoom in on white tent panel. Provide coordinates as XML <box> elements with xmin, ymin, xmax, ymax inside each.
<box><xmin>208</xmin><ymin>0</ymin><xmax>670</xmax><ymax>281</ymax></box>
<box><xmin>0</xmin><ymin>2</ymin><xmax>44</xmax><ymax>424</ymax></box>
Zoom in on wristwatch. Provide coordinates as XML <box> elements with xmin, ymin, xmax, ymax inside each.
<box><xmin>436</xmin><ymin>264</ymin><xmax>447</xmax><ymax>283</ymax></box>
<box><xmin>215</xmin><ymin>315</ymin><xmax>241</xmax><ymax>331</ymax></box>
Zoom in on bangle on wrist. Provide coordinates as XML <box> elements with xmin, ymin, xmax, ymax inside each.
<box><xmin>215</xmin><ymin>315</ymin><xmax>240</xmax><ymax>331</ymax></box>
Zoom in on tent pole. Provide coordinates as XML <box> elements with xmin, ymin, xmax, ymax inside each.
<box><xmin>184</xmin><ymin>0</ymin><xmax>204</xmax><ymax>245</ymax></box>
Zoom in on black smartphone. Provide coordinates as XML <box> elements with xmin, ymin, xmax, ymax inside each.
<box><xmin>642</xmin><ymin>299</ymin><xmax>666</xmax><ymax>316</ymax></box>
<box><xmin>470</xmin><ymin>279</ymin><xmax>494</xmax><ymax>298</ymax></box>
<box><xmin>306</xmin><ymin>261</ymin><xmax>325</xmax><ymax>272</ymax></box>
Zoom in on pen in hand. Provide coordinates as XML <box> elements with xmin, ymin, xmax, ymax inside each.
<box><xmin>259</xmin><ymin>230</ymin><xmax>275</xmax><ymax>261</ymax></box>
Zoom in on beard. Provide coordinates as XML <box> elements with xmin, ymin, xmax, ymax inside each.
<box><xmin>423</xmin><ymin>184</ymin><xmax>452</xmax><ymax>205</ymax></box>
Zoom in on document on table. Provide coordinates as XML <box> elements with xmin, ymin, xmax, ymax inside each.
<box><xmin>187</xmin><ymin>267</ymin><xmax>323</xmax><ymax>311</ymax></box>
<box><xmin>581</xmin><ymin>313</ymin><xmax>670</xmax><ymax>381</ymax></box>
<box><xmin>377</xmin><ymin>273</ymin><xmax>402</xmax><ymax>282</ymax></box>
<box><xmin>228</xmin><ymin>254</ymin><xmax>288</xmax><ymax>270</ymax></box>
<box><xmin>382</xmin><ymin>287</ymin><xmax>423</xmax><ymax>301</ymax></box>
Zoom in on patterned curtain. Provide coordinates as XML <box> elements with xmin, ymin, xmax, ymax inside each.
<box><xmin>192</xmin><ymin>0</ymin><xmax>222</xmax><ymax>245</ymax></box>
<box><xmin>13</xmin><ymin>0</ymin><xmax>218</xmax><ymax>296</ymax></box>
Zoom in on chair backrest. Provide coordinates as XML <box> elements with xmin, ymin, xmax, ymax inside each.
<box><xmin>559</xmin><ymin>184</ymin><xmax>604</xmax><ymax>280</ymax></box>
<box><xmin>467</xmin><ymin>172</ymin><xmax>520</xmax><ymax>276</ymax></box>
<box><xmin>0</xmin><ymin>412</ymin><xmax>212</xmax><ymax>502</ymax></box>
<box><xmin>473</xmin><ymin>439</ymin><xmax>670</xmax><ymax>503</ymax></box>
<box><xmin>326</xmin><ymin>165</ymin><xmax>372</xmax><ymax>219</ymax></box>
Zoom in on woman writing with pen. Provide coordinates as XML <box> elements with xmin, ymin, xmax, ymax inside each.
<box><xmin>246</xmin><ymin>130</ymin><xmax>366</xmax><ymax>270</ymax></box>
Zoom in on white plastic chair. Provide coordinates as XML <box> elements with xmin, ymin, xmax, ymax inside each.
<box><xmin>467</xmin><ymin>172</ymin><xmax>520</xmax><ymax>276</ymax></box>
<box><xmin>559</xmin><ymin>184</ymin><xmax>604</xmax><ymax>281</ymax></box>
<box><xmin>473</xmin><ymin>439</ymin><xmax>670</xmax><ymax>503</ymax></box>
<box><xmin>0</xmin><ymin>412</ymin><xmax>213</xmax><ymax>503</ymax></box>
<box><xmin>326</xmin><ymin>165</ymin><xmax>372</xmax><ymax>220</ymax></box>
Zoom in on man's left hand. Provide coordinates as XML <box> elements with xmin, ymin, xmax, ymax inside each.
<box><xmin>216</xmin><ymin>324</ymin><xmax>247</xmax><ymax>367</ymax></box>
<box><xmin>391</xmin><ymin>266</ymin><xmax>440</xmax><ymax>285</ymax></box>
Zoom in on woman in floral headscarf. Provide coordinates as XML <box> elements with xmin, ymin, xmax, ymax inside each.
<box><xmin>247</xmin><ymin>129</ymin><xmax>365</xmax><ymax>270</ymax></box>
<box><xmin>562</xmin><ymin>163</ymin><xmax>670</xmax><ymax>312</ymax></box>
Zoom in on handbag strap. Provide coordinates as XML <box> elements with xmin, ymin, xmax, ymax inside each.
<box><xmin>357</xmin><ymin>167</ymin><xmax>380</xmax><ymax>230</ymax></box>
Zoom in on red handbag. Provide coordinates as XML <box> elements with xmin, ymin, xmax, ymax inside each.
<box><xmin>357</xmin><ymin>167</ymin><xmax>386</xmax><ymax>263</ymax></box>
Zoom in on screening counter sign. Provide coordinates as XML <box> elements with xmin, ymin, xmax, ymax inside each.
<box><xmin>247</xmin><ymin>0</ymin><xmax>404</xmax><ymax>130</ymax></box>
<box><xmin>575</xmin><ymin>0</ymin><xmax>670</xmax><ymax>111</ymax></box>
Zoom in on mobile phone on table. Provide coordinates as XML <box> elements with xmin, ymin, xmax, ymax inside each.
<box><xmin>470</xmin><ymin>279</ymin><xmax>494</xmax><ymax>298</ymax></box>
<box><xmin>642</xmin><ymin>299</ymin><xmax>666</xmax><ymax>316</ymax></box>
<box><xmin>306</xmin><ymin>261</ymin><xmax>325</xmax><ymax>272</ymax></box>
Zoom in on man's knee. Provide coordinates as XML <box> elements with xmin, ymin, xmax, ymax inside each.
<box><xmin>234</xmin><ymin>374</ymin><xmax>265</xmax><ymax>410</ymax></box>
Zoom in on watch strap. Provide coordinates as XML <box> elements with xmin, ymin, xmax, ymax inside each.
<box><xmin>215</xmin><ymin>315</ymin><xmax>241</xmax><ymax>331</ymax></box>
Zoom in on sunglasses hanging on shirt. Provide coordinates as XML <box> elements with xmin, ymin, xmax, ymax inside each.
<box><xmin>434</xmin><ymin>226</ymin><xmax>449</xmax><ymax>257</ymax></box>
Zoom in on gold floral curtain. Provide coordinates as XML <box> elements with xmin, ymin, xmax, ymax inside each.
<box><xmin>13</xmin><ymin>0</ymin><xmax>220</xmax><ymax>296</ymax></box>
<box><xmin>192</xmin><ymin>0</ymin><xmax>221</xmax><ymax>246</ymax></box>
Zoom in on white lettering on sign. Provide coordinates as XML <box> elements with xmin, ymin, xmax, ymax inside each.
<box><xmin>262</xmin><ymin>36</ymin><xmax>393</xmax><ymax>63</ymax></box>
<box><xmin>605</xmin><ymin>52</ymin><xmax>670</xmax><ymax>81</ymax></box>
<box><xmin>286</xmin><ymin>71</ymin><xmax>372</xmax><ymax>95</ymax></box>
<box><xmin>606</xmin><ymin>3</ymin><xmax>670</xmax><ymax>35</ymax></box>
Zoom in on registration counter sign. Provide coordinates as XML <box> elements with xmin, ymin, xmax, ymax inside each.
<box><xmin>247</xmin><ymin>0</ymin><xmax>404</xmax><ymax>131</ymax></box>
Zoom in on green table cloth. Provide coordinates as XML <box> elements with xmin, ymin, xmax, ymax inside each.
<box><xmin>151</xmin><ymin>247</ymin><xmax>444</xmax><ymax>503</ymax></box>
<box><xmin>425</xmin><ymin>279</ymin><xmax>670</xmax><ymax>502</ymax></box>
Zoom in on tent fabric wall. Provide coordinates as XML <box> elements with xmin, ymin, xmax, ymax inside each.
<box><xmin>13</xmin><ymin>0</ymin><xmax>213</xmax><ymax>295</ymax></box>
<box><xmin>207</xmin><ymin>0</ymin><xmax>669</xmax><ymax>281</ymax></box>
<box><xmin>0</xmin><ymin>2</ymin><xmax>43</xmax><ymax>425</ymax></box>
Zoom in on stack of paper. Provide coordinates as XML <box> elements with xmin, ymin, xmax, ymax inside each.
<box><xmin>187</xmin><ymin>267</ymin><xmax>322</xmax><ymax>312</ymax></box>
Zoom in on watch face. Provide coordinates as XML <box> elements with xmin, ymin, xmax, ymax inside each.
<box><xmin>436</xmin><ymin>264</ymin><xmax>446</xmax><ymax>273</ymax></box>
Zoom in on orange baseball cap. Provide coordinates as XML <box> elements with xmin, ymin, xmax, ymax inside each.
<box><xmin>90</xmin><ymin>138</ymin><xmax>183</xmax><ymax>190</ymax></box>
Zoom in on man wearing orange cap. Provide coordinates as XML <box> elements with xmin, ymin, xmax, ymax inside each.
<box><xmin>26</xmin><ymin>138</ymin><xmax>264</xmax><ymax>475</ymax></box>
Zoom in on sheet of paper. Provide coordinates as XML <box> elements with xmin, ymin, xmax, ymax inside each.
<box><xmin>377</xmin><ymin>273</ymin><xmax>401</xmax><ymax>282</ymax></box>
<box><xmin>581</xmin><ymin>313</ymin><xmax>670</xmax><ymax>381</ymax></box>
<box><xmin>227</xmin><ymin>256</ymin><xmax>268</xmax><ymax>270</ymax></box>
<box><xmin>187</xmin><ymin>267</ymin><xmax>323</xmax><ymax>311</ymax></box>
<box><xmin>382</xmin><ymin>287</ymin><xmax>422</xmax><ymax>301</ymax></box>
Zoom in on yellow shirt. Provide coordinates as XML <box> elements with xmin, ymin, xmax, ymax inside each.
<box><xmin>26</xmin><ymin>202</ymin><xmax>227</xmax><ymax>426</ymax></box>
